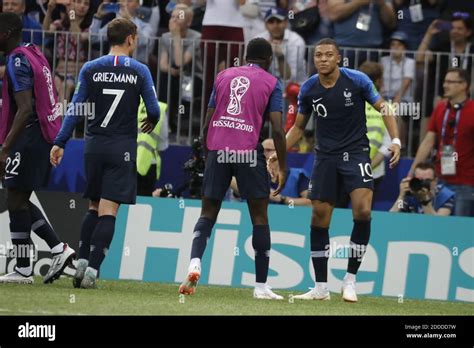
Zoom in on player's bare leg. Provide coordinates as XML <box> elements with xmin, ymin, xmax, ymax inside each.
<box><xmin>80</xmin><ymin>199</ymin><xmax>119</xmax><ymax>289</ymax></box>
<box><xmin>73</xmin><ymin>200</ymin><xmax>99</xmax><ymax>288</ymax></box>
<box><xmin>341</xmin><ymin>188</ymin><xmax>373</xmax><ymax>302</ymax></box>
<box><xmin>179</xmin><ymin>197</ymin><xmax>221</xmax><ymax>295</ymax></box>
<box><xmin>247</xmin><ymin>198</ymin><xmax>282</xmax><ymax>300</ymax></box>
<box><xmin>294</xmin><ymin>200</ymin><xmax>334</xmax><ymax>300</ymax></box>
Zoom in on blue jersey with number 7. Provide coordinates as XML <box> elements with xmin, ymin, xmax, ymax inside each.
<box><xmin>54</xmin><ymin>55</ymin><xmax>160</xmax><ymax>159</ymax></box>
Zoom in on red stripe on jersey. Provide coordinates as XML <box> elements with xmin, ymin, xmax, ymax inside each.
<box><xmin>114</xmin><ymin>56</ymin><xmax>119</xmax><ymax>66</ymax></box>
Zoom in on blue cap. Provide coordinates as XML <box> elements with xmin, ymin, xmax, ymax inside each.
<box><xmin>390</xmin><ymin>31</ymin><xmax>408</xmax><ymax>45</ymax></box>
<box><xmin>264</xmin><ymin>7</ymin><xmax>287</xmax><ymax>22</ymax></box>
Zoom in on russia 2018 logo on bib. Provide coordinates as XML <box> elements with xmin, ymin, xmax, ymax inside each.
<box><xmin>227</xmin><ymin>76</ymin><xmax>250</xmax><ymax>115</ymax></box>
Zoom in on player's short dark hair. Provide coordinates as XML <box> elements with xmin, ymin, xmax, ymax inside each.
<box><xmin>107</xmin><ymin>18</ymin><xmax>137</xmax><ymax>46</ymax></box>
<box><xmin>315</xmin><ymin>38</ymin><xmax>340</xmax><ymax>54</ymax></box>
<box><xmin>359</xmin><ymin>61</ymin><xmax>383</xmax><ymax>84</ymax></box>
<box><xmin>446</xmin><ymin>67</ymin><xmax>470</xmax><ymax>89</ymax></box>
<box><xmin>415</xmin><ymin>162</ymin><xmax>435</xmax><ymax>173</ymax></box>
<box><xmin>246</xmin><ymin>38</ymin><xmax>273</xmax><ymax>61</ymax></box>
<box><xmin>0</xmin><ymin>12</ymin><xmax>23</xmax><ymax>38</ymax></box>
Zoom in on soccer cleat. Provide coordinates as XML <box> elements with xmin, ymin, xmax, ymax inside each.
<box><xmin>72</xmin><ymin>259</ymin><xmax>89</xmax><ymax>289</ymax></box>
<box><xmin>292</xmin><ymin>286</ymin><xmax>331</xmax><ymax>300</ymax></box>
<box><xmin>253</xmin><ymin>285</ymin><xmax>284</xmax><ymax>300</ymax></box>
<box><xmin>0</xmin><ymin>267</ymin><xmax>34</xmax><ymax>284</ymax></box>
<box><xmin>341</xmin><ymin>281</ymin><xmax>358</xmax><ymax>303</ymax></box>
<box><xmin>80</xmin><ymin>268</ymin><xmax>97</xmax><ymax>289</ymax></box>
<box><xmin>43</xmin><ymin>244</ymin><xmax>76</xmax><ymax>284</ymax></box>
<box><xmin>179</xmin><ymin>264</ymin><xmax>201</xmax><ymax>295</ymax></box>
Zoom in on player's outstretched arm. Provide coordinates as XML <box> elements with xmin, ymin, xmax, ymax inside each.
<box><xmin>139</xmin><ymin>65</ymin><xmax>160</xmax><ymax>133</ymax></box>
<box><xmin>0</xmin><ymin>89</ymin><xmax>34</xmax><ymax>178</ymax></box>
<box><xmin>269</xmin><ymin>111</ymin><xmax>287</xmax><ymax>195</ymax></box>
<box><xmin>373</xmin><ymin>98</ymin><xmax>401</xmax><ymax>168</ymax></box>
<box><xmin>53</xmin><ymin>65</ymin><xmax>89</xmax><ymax>155</ymax></box>
<box><xmin>286</xmin><ymin>112</ymin><xmax>310</xmax><ymax>150</ymax></box>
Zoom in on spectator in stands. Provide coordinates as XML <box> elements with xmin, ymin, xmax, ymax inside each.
<box><xmin>159</xmin><ymin>3</ymin><xmax>202</xmax><ymax>133</ymax></box>
<box><xmin>409</xmin><ymin>68</ymin><xmax>474</xmax><ymax>217</ymax></box>
<box><xmin>327</xmin><ymin>0</ymin><xmax>396</xmax><ymax>67</ymax></box>
<box><xmin>416</xmin><ymin>13</ymin><xmax>474</xmax><ymax>139</ymax></box>
<box><xmin>393</xmin><ymin>0</ymin><xmax>440</xmax><ymax>51</ymax></box>
<box><xmin>43</xmin><ymin>0</ymin><xmax>93</xmax><ymax>103</ymax></box>
<box><xmin>201</xmin><ymin>0</ymin><xmax>245</xmax><ymax>105</ymax></box>
<box><xmin>90</xmin><ymin>0</ymin><xmax>153</xmax><ymax>63</ymax></box>
<box><xmin>166</xmin><ymin>0</ymin><xmax>206</xmax><ymax>32</ymax></box>
<box><xmin>381</xmin><ymin>31</ymin><xmax>415</xmax><ymax>150</ymax></box>
<box><xmin>253</xmin><ymin>7</ymin><xmax>306</xmax><ymax>83</ymax></box>
<box><xmin>239</xmin><ymin>0</ymin><xmax>264</xmax><ymax>44</ymax></box>
<box><xmin>280</xmin><ymin>0</ymin><xmax>333</xmax><ymax>46</ymax></box>
<box><xmin>390</xmin><ymin>162</ymin><xmax>455</xmax><ymax>215</ymax></box>
<box><xmin>3</xmin><ymin>0</ymin><xmax>42</xmax><ymax>45</ymax></box>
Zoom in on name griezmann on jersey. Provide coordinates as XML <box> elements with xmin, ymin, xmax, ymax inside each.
<box><xmin>92</xmin><ymin>72</ymin><xmax>138</xmax><ymax>84</ymax></box>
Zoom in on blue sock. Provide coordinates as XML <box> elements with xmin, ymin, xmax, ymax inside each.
<box><xmin>252</xmin><ymin>225</ymin><xmax>271</xmax><ymax>283</ymax></box>
<box><xmin>190</xmin><ymin>217</ymin><xmax>214</xmax><ymax>259</ymax></box>
<box><xmin>79</xmin><ymin>210</ymin><xmax>99</xmax><ymax>260</ymax></box>
<box><xmin>310</xmin><ymin>225</ymin><xmax>330</xmax><ymax>283</ymax></box>
<box><xmin>9</xmin><ymin>209</ymin><xmax>32</xmax><ymax>268</ymax></box>
<box><xmin>347</xmin><ymin>219</ymin><xmax>371</xmax><ymax>275</ymax></box>
<box><xmin>88</xmin><ymin>215</ymin><xmax>116</xmax><ymax>271</ymax></box>
<box><xmin>29</xmin><ymin>202</ymin><xmax>61</xmax><ymax>249</ymax></box>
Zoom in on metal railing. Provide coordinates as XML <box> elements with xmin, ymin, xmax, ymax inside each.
<box><xmin>16</xmin><ymin>29</ymin><xmax>474</xmax><ymax>155</ymax></box>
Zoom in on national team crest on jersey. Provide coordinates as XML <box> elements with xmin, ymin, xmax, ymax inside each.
<box><xmin>227</xmin><ymin>76</ymin><xmax>250</xmax><ymax>115</ymax></box>
<box><xmin>344</xmin><ymin>88</ymin><xmax>353</xmax><ymax>107</ymax></box>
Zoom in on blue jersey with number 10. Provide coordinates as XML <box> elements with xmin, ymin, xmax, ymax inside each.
<box><xmin>54</xmin><ymin>55</ymin><xmax>160</xmax><ymax>159</ymax></box>
<box><xmin>297</xmin><ymin>67</ymin><xmax>381</xmax><ymax>154</ymax></box>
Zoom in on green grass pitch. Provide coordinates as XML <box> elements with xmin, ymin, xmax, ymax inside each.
<box><xmin>0</xmin><ymin>277</ymin><xmax>472</xmax><ymax>316</ymax></box>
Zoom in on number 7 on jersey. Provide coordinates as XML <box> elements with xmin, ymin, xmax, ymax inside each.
<box><xmin>101</xmin><ymin>88</ymin><xmax>125</xmax><ymax>128</ymax></box>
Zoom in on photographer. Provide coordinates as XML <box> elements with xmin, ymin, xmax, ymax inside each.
<box><xmin>390</xmin><ymin>163</ymin><xmax>455</xmax><ymax>216</ymax></box>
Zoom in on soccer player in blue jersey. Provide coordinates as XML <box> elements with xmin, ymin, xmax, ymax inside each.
<box><xmin>282</xmin><ymin>38</ymin><xmax>401</xmax><ymax>302</ymax></box>
<box><xmin>50</xmin><ymin>18</ymin><xmax>160</xmax><ymax>289</ymax></box>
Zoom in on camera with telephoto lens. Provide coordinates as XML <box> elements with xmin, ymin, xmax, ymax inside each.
<box><xmin>168</xmin><ymin>137</ymin><xmax>205</xmax><ymax>199</ymax></box>
<box><xmin>183</xmin><ymin>138</ymin><xmax>205</xmax><ymax>198</ymax></box>
<box><xmin>409</xmin><ymin>178</ymin><xmax>432</xmax><ymax>193</ymax></box>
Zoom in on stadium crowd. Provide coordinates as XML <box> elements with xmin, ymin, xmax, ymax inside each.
<box><xmin>0</xmin><ymin>0</ymin><xmax>473</xmax><ymax>216</ymax></box>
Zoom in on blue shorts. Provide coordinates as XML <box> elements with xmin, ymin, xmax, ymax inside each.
<box><xmin>2</xmin><ymin>122</ymin><xmax>51</xmax><ymax>191</ymax></box>
<box><xmin>309</xmin><ymin>151</ymin><xmax>374</xmax><ymax>203</ymax></box>
<box><xmin>202</xmin><ymin>144</ymin><xmax>269</xmax><ymax>200</ymax></box>
<box><xmin>84</xmin><ymin>153</ymin><xmax>137</xmax><ymax>204</ymax></box>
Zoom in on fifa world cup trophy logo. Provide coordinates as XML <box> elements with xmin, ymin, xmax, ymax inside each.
<box><xmin>226</xmin><ymin>76</ymin><xmax>250</xmax><ymax>115</ymax></box>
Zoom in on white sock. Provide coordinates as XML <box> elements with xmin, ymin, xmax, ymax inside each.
<box><xmin>16</xmin><ymin>265</ymin><xmax>32</xmax><ymax>276</ymax></box>
<box><xmin>316</xmin><ymin>282</ymin><xmax>328</xmax><ymax>290</ymax></box>
<box><xmin>255</xmin><ymin>282</ymin><xmax>266</xmax><ymax>290</ymax></box>
<box><xmin>189</xmin><ymin>258</ymin><xmax>201</xmax><ymax>271</ymax></box>
<box><xmin>51</xmin><ymin>242</ymin><xmax>64</xmax><ymax>254</ymax></box>
<box><xmin>85</xmin><ymin>267</ymin><xmax>98</xmax><ymax>277</ymax></box>
<box><xmin>344</xmin><ymin>272</ymin><xmax>356</xmax><ymax>283</ymax></box>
